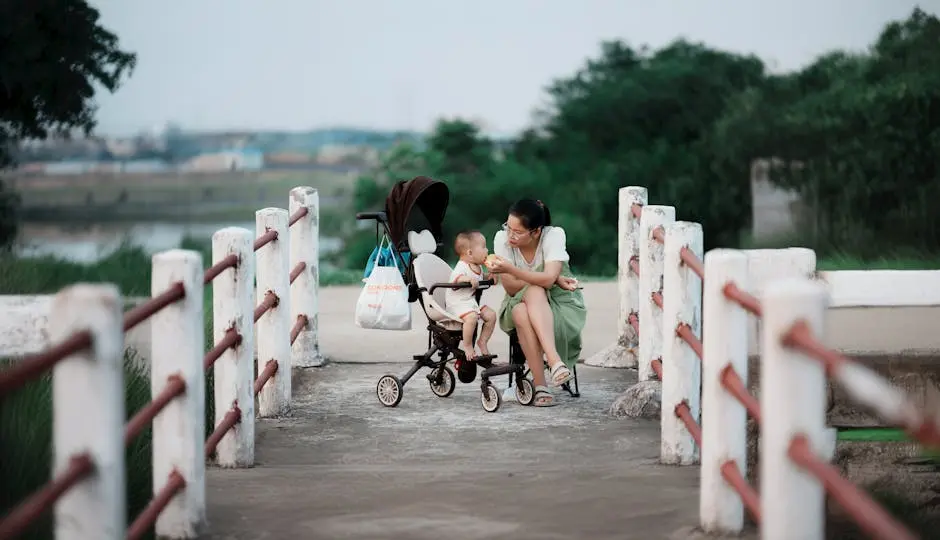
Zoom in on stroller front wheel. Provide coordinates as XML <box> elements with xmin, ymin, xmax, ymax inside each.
<box><xmin>376</xmin><ymin>374</ymin><xmax>404</xmax><ymax>407</ymax></box>
<box><xmin>515</xmin><ymin>377</ymin><xmax>535</xmax><ymax>406</ymax></box>
<box><xmin>481</xmin><ymin>383</ymin><xmax>502</xmax><ymax>413</ymax></box>
<box><xmin>428</xmin><ymin>366</ymin><xmax>455</xmax><ymax>398</ymax></box>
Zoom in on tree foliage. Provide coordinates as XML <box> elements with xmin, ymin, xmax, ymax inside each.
<box><xmin>351</xmin><ymin>8</ymin><xmax>940</xmax><ymax>273</ymax></box>
<box><xmin>0</xmin><ymin>0</ymin><xmax>136</xmax><ymax>248</ymax></box>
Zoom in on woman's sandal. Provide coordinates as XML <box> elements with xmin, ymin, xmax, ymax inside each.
<box><xmin>549</xmin><ymin>362</ymin><xmax>574</xmax><ymax>387</ymax></box>
<box><xmin>533</xmin><ymin>385</ymin><xmax>556</xmax><ymax>407</ymax></box>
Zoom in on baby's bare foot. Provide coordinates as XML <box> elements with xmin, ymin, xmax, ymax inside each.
<box><xmin>477</xmin><ymin>342</ymin><xmax>490</xmax><ymax>356</ymax></box>
<box><xmin>462</xmin><ymin>346</ymin><xmax>476</xmax><ymax>361</ymax></box>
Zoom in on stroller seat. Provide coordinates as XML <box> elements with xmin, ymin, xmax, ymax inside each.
<box><xmin>409</xmin><ymin>230</ymin><xmax>464</xmax><ymax>332</ymax></box>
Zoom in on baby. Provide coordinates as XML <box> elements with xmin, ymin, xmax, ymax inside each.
<box><xmin>446</xmin><ymin>230</ymin><xmax>498</xmax><ymax>362</ymax></box>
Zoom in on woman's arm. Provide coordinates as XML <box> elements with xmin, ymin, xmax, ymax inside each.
<box><xmin>499</xmin><ymin>273</ymin><xmax>525</xmax><ymax>296</ymax></box>
<box><xmin>507</xmin><ymin>260</ymin><xmax>562</xmax><ymax>289</ymax></box>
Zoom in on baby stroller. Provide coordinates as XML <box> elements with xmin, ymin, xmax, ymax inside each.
<box><xmin>356</xmin><ymin>176</ymin><xmax>536</xmax><ymax>412</ymax></box>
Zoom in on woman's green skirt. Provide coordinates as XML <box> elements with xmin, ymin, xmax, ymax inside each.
<box><xmin>497</xmin><ymin>261</ymin><xmax>586</xmax><ymax>369</ymax></box>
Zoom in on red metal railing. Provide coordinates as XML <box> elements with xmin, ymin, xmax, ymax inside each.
<box><xmin>626</xmin><ymin>204</ymin><xmax>763</xmax><ymax>525</ymax></box>
<box><xmin>0</xmin><ymin>202</ymin><xmax>313</xmax><ymax>537</ymax></box>
<box><xmin>722</xmin><ymin>277</ymin><xmax>922</xmax><ymax>538</ymax></box>
<box><xmin>0</xmin><ymin>454</ymin><xmax>94</xmax><ymax>539</ymax></box>
<box><xmin>205</xmin><ymin>205</ymin><xmax>309</xmax><ymax>458</ymax></box>
<box><xmin>0</xmin><ymin>273</ymin><xmax>196</xmax><ymax>536</ymax></box>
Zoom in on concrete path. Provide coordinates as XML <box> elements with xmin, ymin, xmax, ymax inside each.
<box><xmin>204</xmin><ymin>363</ymin><xmax>708</xmax><ymax>540</ymax></box>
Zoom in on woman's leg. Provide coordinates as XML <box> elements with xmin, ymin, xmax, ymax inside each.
<box><xmin>511</xmin><ymin>303</ymin><xmax>546</xmax><ymax>388</ymax></box>
<box><xmin>521</xmin><ymin>286</ymin><xmax>564</xmax><ymax>368</ymax></box>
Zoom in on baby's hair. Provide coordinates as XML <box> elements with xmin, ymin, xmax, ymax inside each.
<box><xmin>453</xmin><ymin>229</ymin><xmax>482</xmax><ymax>256</ymax></box>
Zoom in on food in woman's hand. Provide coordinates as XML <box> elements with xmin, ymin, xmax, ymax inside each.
<box><xmin>484</xmin><ymin>254</ymin><xmax>499</xmax><ymax>268</ymax></box>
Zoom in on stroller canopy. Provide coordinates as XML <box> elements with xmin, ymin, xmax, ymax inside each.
<box><xmin>385</xmin><ymin>176</ymin><xmax>449</xmax><ymax>249</ymax></box>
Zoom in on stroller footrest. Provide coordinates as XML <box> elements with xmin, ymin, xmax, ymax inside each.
<box><xmin>481</xmin><ymin>363</ymin><xmax>522</xmax><ymax>378</ymax></box>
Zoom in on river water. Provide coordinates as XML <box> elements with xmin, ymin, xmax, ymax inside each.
<box><xmin>14</xmin><ymin>221</ymin><xmax>343</xmax><ymax>264</ymax></box>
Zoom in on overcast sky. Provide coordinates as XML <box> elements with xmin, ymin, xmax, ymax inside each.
<box><xmin>89</xmin><ymin>0</ymin><xmax>939</xmax><ymax>136</ymax></box>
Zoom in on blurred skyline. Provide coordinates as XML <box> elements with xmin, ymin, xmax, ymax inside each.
<box><xmin>90</xmin><ymin>0</ymin><xmax>938</xmax><ymax>137</ymax></box>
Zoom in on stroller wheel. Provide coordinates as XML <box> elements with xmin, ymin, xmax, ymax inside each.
<box><xmin>481</xmin><ymin>383</ymin><xmax>502</xmax><ymax>413</ymax></box>
<box><xmin>428</xmin><ymin>366</ymin><xmax>456</xmax><ymax>398</ymax></box>
<box><xmin>515</xmin><ymin>377</ymin><xmax>535</xmax><ymax>406</ymax></box>
<box><xmin>376</xmin><ymin>375</ymin><xmax>404</xmax><ymax>407</ymax></box>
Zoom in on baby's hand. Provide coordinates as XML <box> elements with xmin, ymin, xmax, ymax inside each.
<box><xmin>469</xmin><ymin>275</ymin><xmax>480</xmax><ymax>289</ymax></box>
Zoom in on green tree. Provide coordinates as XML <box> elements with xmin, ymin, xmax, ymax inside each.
<box><xmin>0</xmin><ymin>0</ymin><xmax>136</xmax><ymax>248</ymax></box>
<box><xmin>712</xmin><ymin>7</ymin><xmax>940</xmax><ymax>256</ymax></box>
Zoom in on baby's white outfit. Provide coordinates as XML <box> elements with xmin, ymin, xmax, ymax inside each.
<box><xmin>445</xmin><ymin>260</ymin><xmax>484</xmax><ymax>319</ymax></box>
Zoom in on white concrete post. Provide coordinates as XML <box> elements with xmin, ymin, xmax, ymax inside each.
<box><xmin>212</xmin><ymin>227</ymin><xmax>255</xmax><ymax>467</ymax></box>
<box><xmin>700</xmin><ymin>249</ymin><xmax>749</xmax><ymax>535</ymax></box>
<box><xmin>51</xmin><ymin>284</ymin><xmax>126</xmax><ymax>539</ymax></box>
<box><xmin>760</xmin><ymin>278</ymin><xmax>829</xmax><ymax>540</ymax></box>
<box><xmin>660</xmin><ymin>221</ymin><xmax>703</xmax><ymax>465</ymax></box>
<box><xmin>744</xmin><ymin>247</ymin><xmax>817</xmax><ymax>355</ymax></box>
<box><xmin>585</xmin><ymin>186</ymin><xmax>647</xmax><ymax>368</ymax></box>
<box><xmin>256</xmin><ymin>208</ymin><xmax>292</xmax><ymax>417</ymax></box>
<box><xmin>638</xmin><ymin>204</ymin><xmax>675</xmax><ymax>381</ymax></box>
<box><xmin>151</xmin><ymin>249</ymin><xmax>206</xmax><ymax>537</ymax></box>
<box><xmin>289</xmin><ymin>186</ymin><xmax>325</xmax><ymax>368</ymax></box>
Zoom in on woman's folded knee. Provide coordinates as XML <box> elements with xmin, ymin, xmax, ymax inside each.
<box><xmin>522</xmin><ymin>284</ymin><xmax>548</xmax><ymax>304</ymax></box>
<box><xmin>511</xmin><ymin>303</ymin><xmax>529</xmax><ymax>325</ymax></box>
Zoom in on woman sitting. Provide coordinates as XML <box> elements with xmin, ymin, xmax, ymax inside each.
<box><xmin>486</xmin><ymin>199</ymin><xmax>586</xmax><ymax>407</ymax></box>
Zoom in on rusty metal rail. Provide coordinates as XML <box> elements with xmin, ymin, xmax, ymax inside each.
<box><xmin>720</xmin><ymin>365</ymin><xmax>761</xmax><ymax>424</ymax></box>
<box><xmin>652</xmin><ymin>225</ymin><xmax>665</xmax><ymax>244</ymax></box>
<box><xmin>674</xmin><ymin>401</ymin><xmax>702</xmax><ymax>445</ymax></box>
<box><xmin>124</xmin><ymin>281</ymin><xmax>186</xmax><ymax>332</ymax></box>
<box><xmin>788</xmin><ymin>436</ymin><xmax>916</xmax><ymax>540</ymax></box>
<box><xmin>650</xmin><ymin>358</ymin><xmax>663</xmax><ymax>379</ymax></box>
<box><xmin>290</xmin><ymin>315</ymin><xmax>308</xmax><ymax>346</ymax></box>
<box><xmin>723</xmin><ymin>282</ymin><xmax>762</xmax><ymax>317</ymax></box>
<box><xmin>203</xmin><ymin>253</ymin><xmax>239</xmax><ymax>285</ymax></box>
<box><xmin>0</xmin><ymin>453</ymin><xmax>94</xmax><ymax>539</ymax></box>
<box><xmin>0</xmin><ymin>330</ymin><xmax>92</xmax><ymax>396</ymax></box>
<box><xmin>205</xmin><ymin>406</ymin><xmax>242</xmax><ymax>458</ymax></box>
<box><xmin>675</xmin><ymin>323</ymin><xmax>703</xmax><ymax>359</ymax></box>
<box><xmin>127</xmin><ymin>470</ymin><xmax>187</xmax><ymax>540</ymax></box>
<box><xmin>783</xmin><ymin>320</ymin><xmax>940</xmax><ymax>449</ymax></box>
<box><xmin>124</xmin><ymin>375</ymin><xmax>187</xmax><ymax>446</ymax></box>
<box><xmin>254</xmin><ymin>291</ymin><xmax>279</xmax><ymax>323</ymax></box>
<box><xmin>289</xmin><ymin>261</ymin><xmax>306</xmax><ymax>284</ymax></box>
<box><xmin>254</xmin><ymin>360</ymin><xmax>279</xmax><ymax>396</ymax></box>
<box><xmin>679</xmin><ymin>246</ymin><xmax>705</xmax><ymax>279</ymax></box>
<box><xmin>651</xmin><ymin>291</ymin><xmax>663</xmax><ymax>309</ymax></box>
<box><xmin>631</xmin><ymin>203</ymin><xmax>642</xmax><ymax>219</ymax></box>
<box><xmin>629</xmin><ymin>256</ymin><xmax>640</xmax><ymax>276</ymax></box>
<box><xmin>253</xmin><ymin>229</ymin><xmax>278</xmax><ymax>251</ymax></box>
<box><xmin>288</xmin><ymin>206</ymin><xmax>308</xmax><ymax>227</ymax></box>
<box><xmin>720</xmin><ymin>461</ymin><xmax>761</xmax><ymax>524</ymax></box>
<box><xmin>204</xmin><ymin>328</ymin><xmax>243</xmax><ymax>371</ymax></box>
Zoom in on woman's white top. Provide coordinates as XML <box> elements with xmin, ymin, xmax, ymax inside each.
<box><xmin>493</xmin><ymin>226</ymin><xmax>569</xmax><ymax>270</ymax></box>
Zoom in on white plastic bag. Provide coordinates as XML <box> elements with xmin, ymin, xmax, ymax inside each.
<box><xmin>355</xmin><ymin>263</ymin><xmax>412</xmax><ymax>331</ymax></box>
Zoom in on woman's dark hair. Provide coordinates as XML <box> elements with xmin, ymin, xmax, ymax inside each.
<box><xmin>508</xmin><ymin>198</ymin><xmax>552</xmax><ymax>230</ymax></box>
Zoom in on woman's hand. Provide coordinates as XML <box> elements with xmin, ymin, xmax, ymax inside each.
<box><xmin>485</xmin><ymin>255</ymin><xmax>513</xmax><ymax>275</ymax></box>
<box><xmin>556</xmin><ymin>276</ymin><xmax>579</xmax><ymax>291</ymax></box>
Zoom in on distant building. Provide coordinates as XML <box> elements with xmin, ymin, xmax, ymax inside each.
<box><xmin>180</xmin><ymin>148</ymin><xmax>263</xmax><ymax>172</ymax></box>
<box><xmin>750</xmin><ymin>158</ymin><xmax>805</xmax><ymax>241</ymax></box>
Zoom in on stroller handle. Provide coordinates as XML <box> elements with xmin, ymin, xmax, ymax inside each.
<box><xmin>356</xmin><ymin>211</ymin><xmax>387</xmax><ymax>222</ymax></box>
<box><xmin>428</xmin><ymin>279</ymin><xmax>495</xmax><ymax>295</ymax></box>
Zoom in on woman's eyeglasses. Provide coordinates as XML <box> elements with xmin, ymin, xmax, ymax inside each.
<box><xmin>502</xmin><ymin>222</ymin><xmax>532</xmax><ymax>240</ymax></box>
